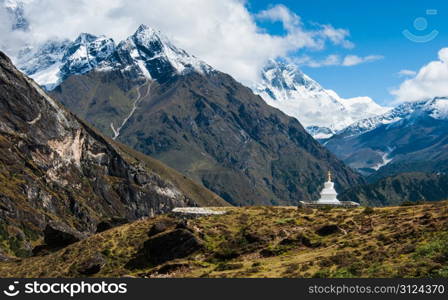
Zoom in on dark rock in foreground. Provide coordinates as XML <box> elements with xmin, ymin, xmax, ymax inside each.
<box><xmin>143</xmin><ymin>229</ymin><xmax>203</xmax><ymax>265</ymax></box>
<box><xmin>316</xmin><ymin>224</ymin><xmax>341</xmax><ymax>236</ymax></box>
<box><xmin>96</xmin><ymin>217</ymin><xmax>129</xmax><ymax>233</ymax></box>
<box><xmin>44</xmin><ymin>222</ymin><xmax>85</xmax><ymax>248</ymax></box>
<box><xmin>76</xmin><ymin>253</ymin><xmax>106</xmax><ymax>275</ymax></box>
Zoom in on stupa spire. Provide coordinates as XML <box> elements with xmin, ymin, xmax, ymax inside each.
<box><xmin>316</xmin><ymin>170</ymin><xmax>340</xmax><ymax>205</ymax></box>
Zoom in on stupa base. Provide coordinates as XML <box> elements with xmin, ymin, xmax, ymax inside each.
<box><xmin>298</xmin><ymin>201</ymin><xmax>360</xmax><ymax>208</ymax></box>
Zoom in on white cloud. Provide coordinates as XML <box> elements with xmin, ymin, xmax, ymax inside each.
<box><xmin>397</xmin><ymin>69</ymin><xmax>417</xmax><ymax>77</ymax></box>
<box><xmin>319</xmin><ymin>25</ymin><xmax>354</xmax><ymax>49</ymax></box>
<box><xmin>296</xmin><ymin>54</ymin><xmax>383</xmax><ymax>68</ymax></box>
<box><xmin>342</xmin><ymin>55</ymin><xmax>383</xmax><ymax>66</ymax></box>
<box><xmin>0</xmin><ymin>0</ymin><xmax>356</xmax><ymax>84</ymax></box>
<box><xmin>392</xmin><ymin>48</ymin><xmax>448</xmax><ymax>102</ymax></box>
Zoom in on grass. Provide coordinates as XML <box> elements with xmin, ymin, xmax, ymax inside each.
<box><xmin>0</xmin><ymin>202</ymin><xmax>447</xmax><ymax>278</ymax></box>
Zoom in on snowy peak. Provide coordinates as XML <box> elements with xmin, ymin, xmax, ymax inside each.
<box><xmin>253</xmin><ymin>59</ymin><xmax>390</xmax><ymax>138</ymax></box>
<box><xmin>60</xmin><ymin>33</ymin><xmax>116</xmax><ymax>76</ymax></box>
<box><xmin>260</xmin><ymin>59</ymin><xmax>322</xmax><ymax>94</ymax></box>
<box><xmin>337</xmin><ymin>97</ymin><xmax>448</xmax><ymax>138</ymax></box>
<box><xmin>119</xmin><ymin>24</ymin><xmax>212</xmax><ymax>80</ymax></box>
<box><xmin>16</xmin><ymin>24</ymin><xmax>213</xmax><ymax>90</ymax></box>
<box><xmin>423</xmin><ymin>97</ymin><xmax>448</xmax><ymax>120</ymax></box>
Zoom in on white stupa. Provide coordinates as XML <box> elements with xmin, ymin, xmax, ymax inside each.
<box><xmin>316</xmin><ymin>171</ymin><xmax>341</xmax><ymax>205</ymax></box>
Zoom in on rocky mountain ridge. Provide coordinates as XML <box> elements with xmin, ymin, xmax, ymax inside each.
<box><xmin>0</xmin><ymin>51</ymin><xmax>226</xmax><ymax>258</ymax></box>
<box><xmin>15</xmin><ymin>24</ymin><xmax>212</xmax><ymax>90</ymax></box>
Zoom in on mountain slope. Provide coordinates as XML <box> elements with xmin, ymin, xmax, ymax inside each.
<box><xmin>0</xmin><ymin>51</ymin><xmax>226</xmax><ymax>258</ymax></box>
<box><xmin>325</xmin><ymin>97</ymin><xmax>448</xmax><ymax>178</ymax></box>
<box><xmin>44</xmin><ymin>25</ymin><xmax>364</xmax><ymax>206</ymax></box>
<box><xmin>1</xmin><ymin>203</ymin><xmax>447</xmax><ymax>278</ymax></box>
<box><xmin>252</xmin><ymin>60</ymin><xmax>390</xmax><ymax>139</ymax></box>
<box><xmin>339</xmin><ymin>172</ymin><xmax>448</xmax><ymax>206</ymax></box>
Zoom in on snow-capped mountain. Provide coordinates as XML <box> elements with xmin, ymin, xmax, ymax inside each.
<box><xmin>335</xmin><ymin>97</ymin><xmax>448</xmax><ymax>137</ymax></box>
<box><xmin>325</xmin><ymin>97</ymin><xmax>448</xmax><ymax>177</ymax></box>
<box><xmin>15</xmin><ymin>24</ymin><xmax>213</xmax><ymax>90</ymax></box>
<box><xmin>3</xmin><ymin>0</ymin><xmax>30</xmax><ymax>31</ymax></box>
<box><xmin>252</xmin><ymin>60</ymin><xmax>390</xmax><ymax>139</ymax></box>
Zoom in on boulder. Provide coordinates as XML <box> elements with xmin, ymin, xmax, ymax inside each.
<box><xmin>148</xmin><ymin>219</ymin><xmax>176</xmax><ymax>237</ymax></box>
<box><xmin>43</xmin><ymin>222</ymin><xmax>85</xmax><ymax>248</ymax></box>
<box><xmin>315</xmin><ymin>224</ymin><xmax>341</xmax><ymax>236</ymax></box>
<box><xmin>143</xmin><ymin>229</ymin><xmax>203</xmax><ymax>265</ymax></box>
<box><xmin>76</xmin><ymin>253</ymin><xmax>106</xmax><ymax>275</ymax></box>
<box><xmin>96</xmin><ymin>217</ymin><xmax>129</xmax><ymax>233</ymax></box>
<box><xmin>259</xmin><ymin>248</ymin><xmax>276</xmax><ymax>258</ymax></box>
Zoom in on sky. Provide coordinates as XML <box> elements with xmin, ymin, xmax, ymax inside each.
<box><xmin>248</xmin><ymin>0</ymin><xmax>448</xmax><ymax>105</ymax></box>
<box><xmin>1</xmin><ymin>0</ymin><xmax>448</xmax><ymax>106</ymax></box>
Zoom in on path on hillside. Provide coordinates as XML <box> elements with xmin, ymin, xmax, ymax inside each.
<box><xmin>111</xmin><ymin>79</ymin><xmax>151</xmax><ymax>140</ymax></box>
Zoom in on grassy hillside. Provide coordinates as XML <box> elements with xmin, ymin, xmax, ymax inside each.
<box><xmin>1</xmin><ymin>202</ymin><xmax>447</xmax><ymax>278</ymax></box>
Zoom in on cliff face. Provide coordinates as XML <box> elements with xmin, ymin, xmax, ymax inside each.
<box><xmin>0</xmin><ymin>52</ymin><xmax>226</xmax><ymax>258</ymax></box>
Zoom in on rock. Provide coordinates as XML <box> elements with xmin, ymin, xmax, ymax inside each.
<box><xmin>259</xmin><ymin>249</ymin><xmax>276</xmax><ymax>257</ymax></box>
<box><xmin>43</xmin><ymin>222</ymin><xmax>84</xmax><ymax>248</ymax></box>
<box><xmin>148</xmin><ymin>219</ymin><xmax>176</xmax><ymax>237</ymax></box>
<box><xmin>175</xmin><ymin>219</ymin><xmax>189</xmax><ymax>230</ymax></box>
<box><xmin>278</xmin><ymin>229</ymin><xmax>288</xmax><ymax>238</ymax></box>
<box><xmin>32</xmin><ymin>245</ymin><xmax>52</xmax><ymax>256</ymax></box>
<box><xmin>316</xmin><ymin>224</ymin><xmax>341</xmax><ymax>236</ymax></box>
<box><xmin>143</xmin><ymin>229</ymin><xmax>203</xmax><ymax>265</ymax></box>
<box><xmin>96</xmin><ymin>217</ymin><xmax>129</xmax><ymax>233</ymax></box>
<box><xmin>0</xmin><ymin>249</ymin><xmax>13</xmax><ymax>262</ymax></box>
<box><xmin>155</xmin><ymin>263</ymin><xmax>191</xmax><ymax>275</ymax></box>
<box><xmin>77</xmin><ymin>253</ymin><xmax>106</xmax><ymax>275</ymax></box>
<box><xmin>244</xmin><ymin>232</ymin><xmax>269</xmax><ymax>244</ymax></box>
<box><xmin>279</xmin><ymin>238</ymin><xmax>296</xmax><ymax>246</ymax></box>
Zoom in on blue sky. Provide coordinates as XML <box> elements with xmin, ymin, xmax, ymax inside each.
<box><xmin>248</xmin><ymin>0</ymin><xmax>448</xmax><ymax>105</ymax></box>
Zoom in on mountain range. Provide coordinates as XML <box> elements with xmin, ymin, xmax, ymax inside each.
<box><xmin>326</xmin><ymin>97</ymin><xmax>448</xmax><ymax>179</ymax></box>
<box><xmin>13</xmin><ymin>25</ymin><xmax>364</xmax><ymax>206</ymax></box>
<box><xmin>8</xmin><ymin>18</ymin><xmax>448</xmax><ymax>207</ymax></box>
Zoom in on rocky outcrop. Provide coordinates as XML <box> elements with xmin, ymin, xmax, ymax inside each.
<box><xmin>43</xmin><ymin>222</ymin><xmax>85</xmax><ymax>248</ymax></box>
<box><xmin>147</xmin><ymin>219</ymin><xmax>176</xmax><ymax>237</ymax></box>
<box><xmin>143</xmin><ymin>229</ymin><xmax>203</xmax><ymax>265</ymax></box>
<box><xmin>96</xmin><ymin>217</ymin><xmax>129</xmax><ymax>233</ymax></box>
<box><xmin>0</xmin><ymin>51</ymin><xmax>226</xmax><ymax>257</ymax></box>
<box><xmin>76</xmin><ymin>252</ymin><xmax>106</xmax><ymax>275</ymax></box>
<box><xmin>316</xmin><ymin>224</ymin><xmax>341</xmax><ymax>236</ymax></box>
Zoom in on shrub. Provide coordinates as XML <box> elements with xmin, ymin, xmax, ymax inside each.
<box><xmin>215</xmin><ymin>263</ymin><xmax>244</xmax><ymax>271</ymax></box>
<box><xmin>363</xmin><ymin>207</ymin><xmax>375</xmax><ymax>215</ymax></box>
<box><xmin>414</xmin><ymin>233</ymin><xmax>448</xmax><ymax>263</ymax></box>
<box><xmin>312</xmin><ymin>269</ymin><xmax>331</xmax><ymax>278</ymax></box>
